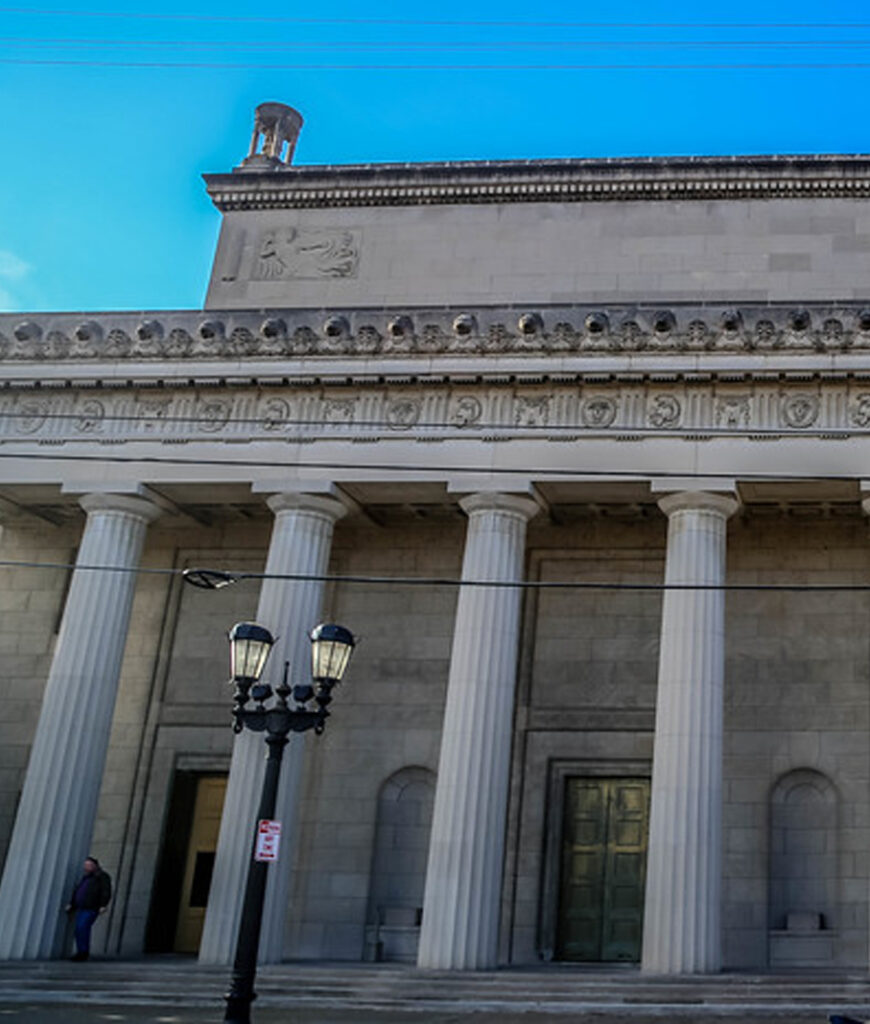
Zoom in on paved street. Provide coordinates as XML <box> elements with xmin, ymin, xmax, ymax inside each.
<box><xmin>0</xmin><ymin>1006</ymin><xmax>629</xmax><ymax>1023</ymax></box>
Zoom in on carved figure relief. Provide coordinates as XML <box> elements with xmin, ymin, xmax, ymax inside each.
<box><xmin>484</xmin><ymin>324</ymin><xmax>514</xmax><ymax>352</ymax></box>
<box><xmin>686</xmin><ymin>320</ymin><xmax>710</xmax><ymax>348</ymax></box>
<box><xmin>75</xmin><ymin>400</ymin><xmax>105</xmax><ymax>433</ymax></box>
<box><xmin>104</xmin><ymin>330</ymin><xmax>131</xmax><ymax>358</ymax></box>
<box><xmin>451</xmin><ymin>396</ymin><xmax>483</xmax><ymax>428</ymax></box>
<box><xmin>716</xmin><ymin>396</ymin><xmax>751</xmax><ymax>428</ymax></box>
<box><xmin>581</xmin><ymin>396</ymin><xmax>617</xmax><ymax>428</ymax></box>
<box><xmin>261</xmin><ymin>398</ymin><xmax>291</xmax><ymax>431</ymax></box>
<box><xmin>754</xmin><ymin>320</ymin><xmax>781</xmax><ymax>348</ymax></box>
<box><xmin>614</xmin><ymin>321</ymin><xmax>646</xmax><ymax>352</ymax></box>
<box><xmin>781</xmin><ymin>393</ymin><xmax>820</xmax><ymax>429</ymax></box>
<box><xmin>355</xmin><ymin>326</ymin><xmax>382</xmax><ymax>355</ymax></box>
<box><xmin>648</xmin><ymin>395</ymin><xmax>681</xmax><ymax>428</ymax></box>
<box><xmin>323</xmin><ymin>399</ymin><xmax>355</xmax><ymax>424</ymax></box>
<box><xmin>822</xmin><ymin>318</ymin><xmax>848</xmax><ymax>349</ymax></box>
<box><xmin>547</xmin><ymin>322</ymin><xmax>578</xmax><ymax>351</ymax></box>
<box><xmin>137</xmin><ymin>399</ymin><xmax>171</xmax><ymax>432</ymax></box>
<box><xmin>287</xmin><ymin>326</ymin><xmax>318</xmax><ymax>355</ymax></box>
<box><xmin>515</xmin><ymin>396</ymin><xmax>549</xmax><ymax>427</ymax></box>
<box><xmin>253</xmin><ymin>229</ymin><xmax>360</xmax><ymax>280</ymax></box>
<box><xmin>850</xmin><ymin>394</ymin><xmax>870</xmax><ymax>427</ymax></box>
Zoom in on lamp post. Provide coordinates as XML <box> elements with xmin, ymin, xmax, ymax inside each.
<box><xmin>222</xmin><ymin>619</ymin><xmax>356</xmax><ymax>1024</ymax></box>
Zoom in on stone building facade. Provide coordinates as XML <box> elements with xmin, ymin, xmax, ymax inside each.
<box><xmin>0</xmin><ymin>103</ymin><xmax>869</xmax><ymax>972</ymax></box>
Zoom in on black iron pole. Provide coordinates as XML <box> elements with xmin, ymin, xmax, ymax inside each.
<box><xmin>223</xmin><ymin>731</ymin><xmax>288</xmax><ymax>1024</ymax></box>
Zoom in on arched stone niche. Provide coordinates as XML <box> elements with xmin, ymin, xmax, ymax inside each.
<box><xmin>364</xmin><ymin>766</ymin><xmax>435</xmax><ymax>962</ymax></box>
<box><xmin>768</xmin><ymin>768</ymin><xmax>838</xmax><ymax>966</ymax></box>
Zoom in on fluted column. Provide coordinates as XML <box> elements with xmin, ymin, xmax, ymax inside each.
<box><xmin>641</xmin><ymin>490</ymin><xmax>738</xmax><ymax>974</ymax></box>
<box><xmin>417</xmin><ymin>491</ymin><xmax>539</xmax><ymax>970</ymax></box>
<box><xmin>0</xmin><ymin>492</ymin><xmax>160</xmax><ymax>959</ymax></box>
<box><xmin>198</xmin><ymin>491</ymin><xmax>346</xmax><ymax>965</ymax></box>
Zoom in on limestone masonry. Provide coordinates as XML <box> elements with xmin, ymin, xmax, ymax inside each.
<box><xmin>0</xmin><ymin>102</ymin><xmax>867</xmax><ymax>973</ymax></box>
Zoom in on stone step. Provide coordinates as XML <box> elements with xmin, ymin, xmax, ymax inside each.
<box><xmin>1</xmin><ymin>961</ymin><xmax>869</xmax><ymax>1016</ymax></box>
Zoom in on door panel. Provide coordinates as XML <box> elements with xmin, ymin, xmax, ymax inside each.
<box><xmin>557</xmin><ymin>777</ymin><xmax>650</xmax><ymax>962</ymax></box>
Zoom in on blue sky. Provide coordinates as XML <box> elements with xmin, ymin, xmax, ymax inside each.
<box><xmin>2</xmin><ymin>0</ymin><xmax>870</xmax><ymax>312</ymax></box>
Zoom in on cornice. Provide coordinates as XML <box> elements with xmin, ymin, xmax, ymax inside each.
<box><xmin>3</xmin><ymin>304</ymin><xmax>870</xmax><ymax>387</ymax></box>
<box><xmin>204</xmin><ymin>153</ymin><xmax>870</xmax><ymax>210</ymax></box>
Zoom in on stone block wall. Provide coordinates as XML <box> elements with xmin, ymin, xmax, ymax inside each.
<box><xmin>285</xmin><ymin>517</ymin><xmax>462</xmax><ymax>960</ymax></box>
<box><xmin>208</xmin><ymin>198</ymin><xmax>870</xmax><ymax>310</ymax></box>
<box><xmin>723</xmin><ymin>515</ymin><xmax>870</xmax><ymax>969</ymax></box>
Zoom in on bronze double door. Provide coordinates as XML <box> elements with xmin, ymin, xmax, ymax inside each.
<box><xmin>556</xmin><ymin>777</ymin><xmax>650</xmax><ymax>962</ymax></box>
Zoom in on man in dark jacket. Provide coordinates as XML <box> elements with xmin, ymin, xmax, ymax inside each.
<box><xmin>65</xmin><ymin>856</ymin><xmax>112</xmax><ymax>961</ymax></box>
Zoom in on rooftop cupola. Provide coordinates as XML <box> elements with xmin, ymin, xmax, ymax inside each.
<box><xmin>237</xmin><ymin>102</ymin><xmax>303</xmax><ymax>171</ymax></box>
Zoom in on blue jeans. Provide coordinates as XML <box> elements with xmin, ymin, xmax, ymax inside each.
<box><xmin>74</xmin><ymin>909</ymin><xmax>98</xmax><ymax>955</ymax></box>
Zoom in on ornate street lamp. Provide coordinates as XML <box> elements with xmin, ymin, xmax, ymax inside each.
<box><xmin>223</xmin><ymin>620</ymin><xmax>356</xmax><ymax>1024</ymax></box>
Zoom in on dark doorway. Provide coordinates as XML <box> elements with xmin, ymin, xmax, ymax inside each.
<box><xmin>146</xmin><ymin>771</ymin><xmax>227</xmax><ymax>954</ymax></box>
<box><xmin>556</xmin><ymin>777</ymin><xmax>650</xmax><ymax>962</ymax></box>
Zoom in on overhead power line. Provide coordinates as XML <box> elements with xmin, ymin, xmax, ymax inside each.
<box><xmin>0</xmin><ymin>446</ymin><xmax>865</xmax><ymax>485</ymax></box>
<box><xmin>7</xmin><ymin>57</ymin><xmax>870</xmax><ymax>70</ymax></box>
<box><xmin>4</xmin><ymin>8</ymin><xmax>870</xmax><ymax>28</ymax></box>
<box><xmin>11</xmin><ymin>36</ymin><xmax>870</xmax><ymax>48</ymax></box>
<box><xmin>0</xmin><ymin>557</ymin><xmax>868</xmax><ymax>593</ymax></box>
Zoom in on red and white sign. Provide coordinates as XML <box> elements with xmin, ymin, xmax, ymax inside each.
<box><xmin>254</xmin><ymin>819</ymin><xmax>282</xmax><ymax>862</ymax></box>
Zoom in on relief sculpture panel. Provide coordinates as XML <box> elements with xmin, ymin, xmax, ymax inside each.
<box><xmin>253</xmin><ymin>228</ymin><xmax>360</xmax><ymax>280</ymax></box>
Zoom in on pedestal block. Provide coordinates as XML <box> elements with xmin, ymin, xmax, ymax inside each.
<box><xmin>417</xmin><ymin>492</ymin><xmax>538</xmax><ymax>970</ymax></box>
<box><xmin>198</xmin><ymin>492</ymin><xmax>346</xmax><ymax>965</ymax></box>
<box><xmin>641</xmin><ymin>491</ymin><xmax>738</xmax><ymax>974</ymax></box>
<box><xmin>0</xmin><ymin>493</ymin><xmax>160</xmax><ymax>960</ymax></box>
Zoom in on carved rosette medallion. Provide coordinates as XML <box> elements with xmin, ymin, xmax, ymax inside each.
<box><xmin>14</xmin><ymin>400</ymin><xmax>48</xmax><ymax>434</ymax></box>
<box><xmin>386</xmin><ymin>399</ymin><xmax>421</xmax><ymax>430</ymax></box>
<box><xmin>198</xmin><ymin>400</ymin><xmax>232</xmax><ymax>433</ymax></box>
<box><xmin>581</xmin><ymin>396</ymin><xmax>618</xmax><ymax>428</ymax></box>
<box><xmin>781</xmin><ymin>393</ymin><xmax>820</xmax><ymax>429</ymax></box>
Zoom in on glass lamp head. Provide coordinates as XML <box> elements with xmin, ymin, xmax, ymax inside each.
<box><xmin>309</xmin><ymin>623</ymin><xmax>356</xmax><ymax>685</ymax></box>
<box><xmin>228</xmin><ymin>621</ymin><xmax>275</xmax><ymax>685</ymax></box>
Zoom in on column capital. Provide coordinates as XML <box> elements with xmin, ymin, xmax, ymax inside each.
<box><xmin>657</xmin><ymin>490</ymin><xmax>739</xmax><ymax>519</ymax></box>
<box><xmin>459</xmin><ymin>491</ymin><xmax>541</xmax><ymax>521</ymax></box>
<box><xmin>79</xmin><ymin>492</ymin><xmax>163</xmax><ymax>522</ymax></box>
<box><xmin>265</xmin><ymin>491</ymin><xmax>348</xmax><ymax>521</ymax></box>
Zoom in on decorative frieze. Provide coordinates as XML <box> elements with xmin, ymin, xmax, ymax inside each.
<box><xmin>3</xmin><ymin>379</ymin><xmax>870</xmax><ymax>444</ymax></box>
<box><xmin>4</xmin><ymin>304</ymin><xmax>870</xmax><ymax>365</ymax></box>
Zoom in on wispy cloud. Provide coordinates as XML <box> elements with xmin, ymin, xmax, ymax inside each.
<box><xmin>0</xmin><ymin>250</ymin><xmax>33</xmax><ymax>310</ymax></box>
<box><xmin>0</xmin><ymin>250</ymin><xmax>31</xmax><ymax>282</ymax></box>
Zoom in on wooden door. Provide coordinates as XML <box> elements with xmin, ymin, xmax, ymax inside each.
<box><xmin>556</xmin><ymin>777</ymin><xmax>650</xmax><ymax>962</ymax></box>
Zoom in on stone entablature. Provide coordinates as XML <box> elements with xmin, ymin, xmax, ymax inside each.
<box><xmin>204</xmin><ymin>153</ymin><xmax>870</xmax><ymax>210</ymax></box>
<box><xmin>2</xmin><ymin>378</ymin><xmax>870</xmax><ymax>445</ymax></box>
<box><xmin>4</xmin><ymin>303</ymin><xmax>870</xmax><ymax>369</ymax></box>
